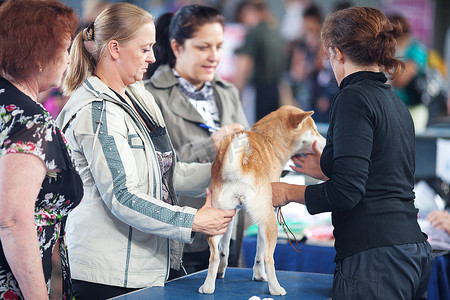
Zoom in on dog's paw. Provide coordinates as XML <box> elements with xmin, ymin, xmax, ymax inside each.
<box><xmin>252</xmin><ymin>273</ymin><xmax>268</xmax><ymax>282</ymax></box>
<box><xmin>198</xmin><ymin>284</ymin><xmax>215</xmax><ymax>294</ymax></box>
<box><xmin>218</xmin><ymin>262</ymin><xmax>227</xmax><ymax>278</ymax></box>
<box><xmin>269</xmin><ymin>286</ymin><xmax>287</xmax><ymax>296</ymax></box>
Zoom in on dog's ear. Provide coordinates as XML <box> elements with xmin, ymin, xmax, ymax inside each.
<box><xmin>289</xmin><ymin>110</ymin><xmax>314</xmax><ymax>128</ymax></box>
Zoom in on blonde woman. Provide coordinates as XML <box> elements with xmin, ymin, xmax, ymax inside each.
<box><xmin>58</xmin><ymin>3</ymin><xmax>235</xmax><ymax>299</ymax></box>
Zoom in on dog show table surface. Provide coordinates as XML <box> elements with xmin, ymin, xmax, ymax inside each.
<box><xmin>113</xmin><ymin>268</ymin><xmax>333</xmax><ymax>299</ymax></box>
<box><xmin>242</xmin><ymin>236</ymin><xmax>337</xmax><ymax>274</ymax></box>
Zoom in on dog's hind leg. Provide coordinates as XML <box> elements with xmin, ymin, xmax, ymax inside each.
<box><xmin>252</xmin><ymin>226</ymin><xmax>268</xmax><ymax>282</ymax></box>
<box><xmin>198</xmin><ymin>234</ymin><xmax>222</xmax><ymax>294</ymax></box>
<box><xmin>217</xmin><ymin>214</ymin><xmax>235</xmax><ymax>278</ymax></box>
<box><xmin>261</xmin><ymin>212</ymin><xmax>286</xmax><ymax>295</ymax></box>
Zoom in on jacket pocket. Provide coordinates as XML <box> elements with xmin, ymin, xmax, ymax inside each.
<box><xmin>128</xmin><ymin>134</ymin><xmax>144</xmax><ymax>149</ymax></box>
<box><xmin>127</xmin><ymin>134</ymin><xmax>148</xmax><ymax>187</ymax></box>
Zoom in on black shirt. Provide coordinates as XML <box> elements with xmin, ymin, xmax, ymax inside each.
<box><xmin>305</xmin><ymin>71</ymin><xmax>426</xmax><ymax>261</ymax></box>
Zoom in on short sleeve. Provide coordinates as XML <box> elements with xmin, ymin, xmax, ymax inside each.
<box><xmin>1</xmin><ymin>103</ymin><xmax>67</xmax><ymax>172</ymax></box>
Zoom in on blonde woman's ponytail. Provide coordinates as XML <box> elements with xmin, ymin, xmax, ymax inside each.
<box><xmin>63</xmin><ymin>29</ymin><xmax>96</xmax><ymax>96</ymax></box>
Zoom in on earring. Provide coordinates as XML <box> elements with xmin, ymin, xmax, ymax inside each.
<box><xmin>39</xmin><ymin>66</ymin><xmax>43</xmax><ymax>72</ymax></box>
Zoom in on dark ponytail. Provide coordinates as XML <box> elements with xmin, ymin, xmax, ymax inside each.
<box><xmin>146</xmin><ymin>5</ymin><xmax>224</xmax><ymax>79</ymax></box>
<box><xmin>367</xmin><ymin>23</ymin><xmax>404</xmax><ymax>78</ymax></box>
<box><xmin>146</xmin><ymin>12</ymin><xmax>174</xmax><ymax>78</ymax></box>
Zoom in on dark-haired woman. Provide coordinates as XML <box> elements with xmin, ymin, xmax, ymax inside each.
<box><xmin>271</xmin><ymin>7</ymin><xmax>434</xmax><ymax>299</ymax></box>
<box><xmin>0</xmin><ymin>0</ymin><xmax>82</xmax><ymax>299</ymax></box>
<box><xmin>144</xmin><ymin>5</ymin><xmax>248</xmax><ymax>278</ymax></box>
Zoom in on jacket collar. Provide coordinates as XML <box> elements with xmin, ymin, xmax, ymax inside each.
<box><xmin>148</xmin><ymin>65</ymin><xmax>228</xmax><ymax>124</ymax></box>
<box><xmin>83</xmin><ymin>75</ymin><xmax>119</xmax><ymax>99</ymax></box>
<box><xmin>57</xmin><ymin>76</ymin><xmax>121</xmax><ymax>129</ymax></box>
<box><xmin>57</xmin><ymin>76</ymin><xmax>165</xmax><ymax>131</ymax></box>
<box><xmin>167</xmin><ymin>89</ymin><xmax>206</xmax><ymax>124</ymax></box>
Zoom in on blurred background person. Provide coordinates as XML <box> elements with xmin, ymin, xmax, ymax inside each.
<box><xmin>445</xmin><ymin>24</ymin><xmax>450</xmax><ymax>115</ymax></box>
<box><xmin>144</xmin><ymin>4</ymin><xmax>248</xmax><ymax>279</ymax></box>
<box><xmin>425</xmin><ymin>47</ymin><xmax>449</xmax><ymax>126</ymax></box>
<box><xmin>233</xmin><ymin>0</ymin><xmax>285</xmax><ymax>122</ymax></box>
<box><xmin>288</xmin><ymin>3</ymin><xmax>337</xmax><ymax>123</ymax></box>
<box><xmin>333</xmin><ymin>1</ymin><xmax>353</xmax><ymax>11</ymax></box>
<box><xmin>37</xmin><ymin>88</ymin><xmax>68</xmax><ymax>119</ymax></box>
<box><xmin>59</xmin><ymin>3</ymin><xmax>235</xmax><ymax>299</ymax></box>
<box><xmin>0</xmin><ymin>0</ymin><xmax>82</xmax><ymax>299</ymax></box>
<box><xmin>280</xmin><ymin>0</ymin><xmax>310</xmax><ymax>54</ymax></box>
<box><xmin>389</xmin><ymin>14</ymin><xmax>429</xmax><ymax>133</ymax></box>
<box><xmin>81</xmin><ymin>0</ymin><xmax>110</xmax><ymax>28</ymax></box>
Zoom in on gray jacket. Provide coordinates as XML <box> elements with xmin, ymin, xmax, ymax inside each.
<box><xmin>56</xmin><ymin>77</ymin><xmax>211</xmax><ymax>288</ymax></box>
<box><xmin>144</xmin><ymin>65</ymin><xmax>248</xmax><ymax>252</ymax></box>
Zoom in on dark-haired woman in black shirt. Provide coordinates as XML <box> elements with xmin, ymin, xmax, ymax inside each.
<box><xmin>271</xmin><ymin>6</ymin><xmax>434</xmax><ymax>300</ymax></box>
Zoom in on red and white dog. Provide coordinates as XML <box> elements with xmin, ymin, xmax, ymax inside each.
<box><xmin>199</xmin><ymin>106</ymin><xmax>326</xmax><ymax>295</ymax></box>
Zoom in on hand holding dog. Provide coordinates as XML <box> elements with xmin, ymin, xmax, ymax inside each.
<box><xmin>192</xmin><ymin>188</ymin><xmax>236</xmax><ymax>236</ymax></box>
<box><xmin>290</xmin><ymin>140</ymin><xmax>328</xmax><ymax>181</ymax></box>
<box><xmin>211</xmin><ymin>123</ymin><xmax>243</xmax><ymax>151</ymax></box>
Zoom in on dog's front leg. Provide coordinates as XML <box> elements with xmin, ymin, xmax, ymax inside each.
<box><xmin>198</xmin><ymin>234</ymin><xmax>222</xmax><ymax>294</ymax></box>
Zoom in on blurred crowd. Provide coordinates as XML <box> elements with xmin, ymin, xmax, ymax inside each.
<box><xmin>46</xmin><ymin>0</ymin><xmax>449</xmax><ymax>131</ymax></box>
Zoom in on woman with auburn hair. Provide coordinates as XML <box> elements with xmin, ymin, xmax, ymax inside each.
<box><xmin>271</xmin><ymin>7</ymin><xmax>434</xmax><ymax>299</ymax></box>
<box><xmin>0</xmin><ymin>0</ymin><xmax>82</xmax><ymax>299</ymax></box>
<box><xmin>58</xmin><ymin>2</ymin><xmax>235</xmax><ymax>299</ymax></box>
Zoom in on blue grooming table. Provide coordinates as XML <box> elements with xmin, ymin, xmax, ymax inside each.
<box><xmin>113</xmin><ymin>268</ymin><xmax>333</xmax><ymax>299</ymax></box>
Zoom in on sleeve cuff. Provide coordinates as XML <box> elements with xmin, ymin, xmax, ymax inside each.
<box><xmin>179</xmin><ymin>206</ymin><xmax>197</xmax><ymax>243</ymax></box>
<box><xmin>305</xmin><ymin>182</ymin><xmax>330</xmax><ymax>215</ymax></box>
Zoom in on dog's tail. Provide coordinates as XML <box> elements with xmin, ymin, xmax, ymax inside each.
<box><xmin>222</xmin><ymin>132</ymin><xmax>249</xmax><ymax>180</ymax></box>
<box><xmin>216</xmin><ymin>132</ymin><xmax>256</xmax><ymax>208</ymax></box>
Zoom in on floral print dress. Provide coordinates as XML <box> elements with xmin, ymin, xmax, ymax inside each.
<box><xmin>0</xmin><ymin>77</ymin><xmax>83</xmax><ymax>299</ymax></box>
